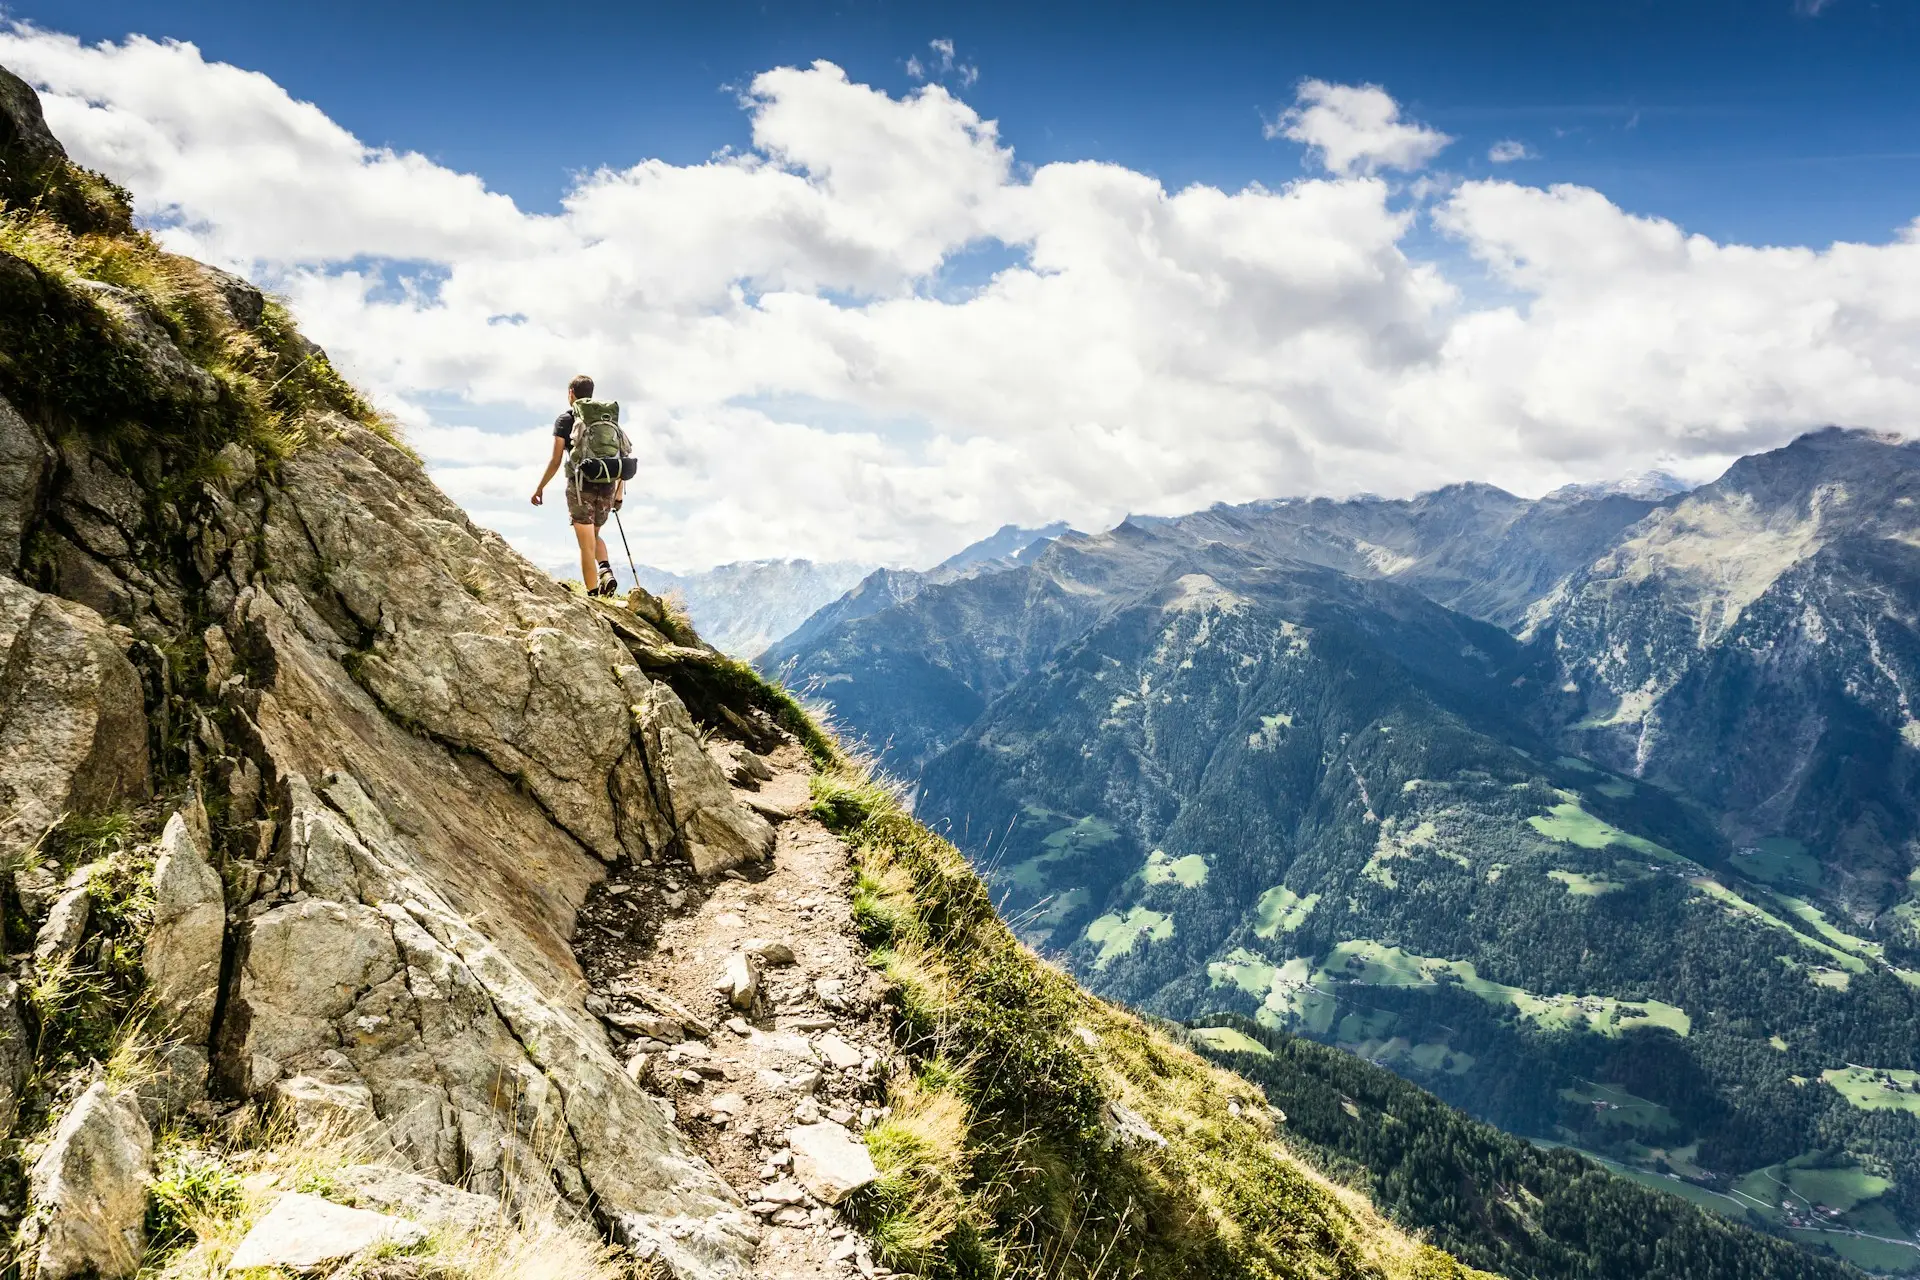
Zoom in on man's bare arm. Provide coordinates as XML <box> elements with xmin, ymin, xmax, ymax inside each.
<box><xmin>531</xmin><ymin>437</ymin><xmax>565</xmax><ymax>505</ymax></box>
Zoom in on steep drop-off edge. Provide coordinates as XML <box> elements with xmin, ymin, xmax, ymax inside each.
<box><xmin>0</xmin><ymin>67</ymin><xmax>1487</xmax><ymax>1280</ymax></box>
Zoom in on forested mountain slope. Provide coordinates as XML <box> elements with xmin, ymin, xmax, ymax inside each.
<box><xmin>1187</xmin><ymin>1016</ymin><xmax>1865</xmax><ymax>1280</ymax></box>
<box><xmin>767</xmin><ymin>430</ymin><xmax>1920</xmax><ymax>1270</ymax></box>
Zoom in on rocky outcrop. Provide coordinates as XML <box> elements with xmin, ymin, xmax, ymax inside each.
<box><xmin>180</xmin><ymin>421</ymin><xmax>775</xmax><ymax>1273</ymax></box>
<box><xmin>639</xmin><ymin>678</ymin><xmax>776</xmax><ymax>877</ymax></box>
<box><xmin>0</xmin><ymin>393</ymin><xmax>51</xmax><ymax>571</ymax></box>
<box><xmin>25</xmin><ymin>1082</ymin><xmax>153</xmax><ymax>1280</ymax></box>
<box><xmin>143</xmin><ymin>801</ymin><xmax>225</xmax><ymax>1043</ymax></box>
<box><xmin>0</xmin><ymin>253</ymin><xmax>786</xmax><ymax>1276</ymax></box>
<box><xmin>785</xmin><ymin>1122</ymin><xmax>879</xmax><ymax>1205</ymax></box>
<box><xmin>331</xmin><ymin>1163</ymin><xmax>501</xmax><ymax>1231</ymax></box>
<box><xmin>0</xmin><ymin>575</ymin><xmax>150</xmax><ymax>870</ymax></box>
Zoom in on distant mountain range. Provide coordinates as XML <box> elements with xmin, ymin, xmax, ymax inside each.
<box><xmin>546</xmin><ymin>523</ymin><xmax>1075</xmax><ymax>658</ymax></box>
<box><xmin>760</xmin><ymin>428</ymin><xmax>1920</xmax><ymax>1272</ymax></box>
<box><xmin>627</xmin><ymin>558</ymin><xmax>871</xmax><ymax>657</ymax></box>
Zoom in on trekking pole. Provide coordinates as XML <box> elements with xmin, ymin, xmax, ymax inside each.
<box><xmin>612</xmin><ymin>508</ymin><xmax>640</xmax><ymax>595</ymax></box>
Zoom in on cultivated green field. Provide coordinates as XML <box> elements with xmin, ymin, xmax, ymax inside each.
<box><xmin>1560</xmin><ymin>1080</ymin><xmax>1678</xmax><ymax>1135</ymax></box>
<box><xmin>1140</xmin><ymin>848</ymin><xmax>1209</xmax><ymax>887</ymax></box>
<box><xmin>1212</xmin><ymin>938</ymin><xmax>1690</xmax><ymax>1039</ymax></box>
<box><xmin>1735</xmin><ymin>1157</ymin><xmax>1892</xmax><ymax>1216</ymax></box>
<box><xmin>1825</xmin><ymin>1067</ymin><xmax>1920</xmax><ymax>1116</ymax></box>
<box><xmin>1190</xmin><ymin>1025</ymin><xmax>1272</xmax><ymax>1057</ymax></box>
<box><xmin>1550</xmin><ymin>869</ymin><xmax>1625</xmax><ymax>896</ymax></box>
<box><xmin>1530</xmin><ymin>796</ymin><xmax>1681</xmax><ymax>861</ymax></box>
<box><xmin>1251</xmin><ymin>885</ymin><xmax>1319</xmax><ymax>937</ymax></box>
<box><xmin>1085</xmin><ymin>905</ymin><xmax>1174</xmax><ymax>967</ymax></box>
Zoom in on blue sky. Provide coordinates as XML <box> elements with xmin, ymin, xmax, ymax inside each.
<box><xmin>7</xmin><ymin>3</ymin><xmax>1920</xmax><ymax>574</ymax></box>
<box><xmin>32</xmin><ymin>0</ymin><xmax>1920</xmax><ymax>246</ymax></box>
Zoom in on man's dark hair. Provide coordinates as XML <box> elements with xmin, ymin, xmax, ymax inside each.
<box><xmin>569</xmin><ymin>374</ymin><xmax>595</xmax><ymax>399</ymax></box>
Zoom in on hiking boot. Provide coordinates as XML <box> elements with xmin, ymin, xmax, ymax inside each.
<box><xmin>595</xmin><ymin>564</ymin><xmax>618</xmax><ymax>597</ymax></box>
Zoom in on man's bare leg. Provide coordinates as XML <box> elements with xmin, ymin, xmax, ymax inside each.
<box><xmin>574</xmin><ymin>521</ymin><xmax>599</xmax><ymax>591</ymax></box>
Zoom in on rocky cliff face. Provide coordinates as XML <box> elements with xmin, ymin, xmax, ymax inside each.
<box><xmin>0</xmin><ymin>67</ymin><xmax>795</xmax><ymax>1274</ymax></box>
<box><xmin>4</xmin><ymin>376</ymin><xmax>781</xmax><ymax>1272</ymax></box>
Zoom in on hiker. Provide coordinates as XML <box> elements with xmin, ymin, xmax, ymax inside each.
<box><xmin>531</xmin><ymin>374</ymin><xmax>636</xmax><ymax>596</ymax></box>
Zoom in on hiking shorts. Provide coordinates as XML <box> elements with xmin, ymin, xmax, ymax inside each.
<box><xmin>567</xmin><ymin>478</ymin><xmax>617</xmax><ymax>529</ymax></box>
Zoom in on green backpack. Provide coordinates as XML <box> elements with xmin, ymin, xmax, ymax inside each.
<box><xmin>568</xmin><ymin>398</ymin><xmax>636</xmax><ymax>484</ymax></box>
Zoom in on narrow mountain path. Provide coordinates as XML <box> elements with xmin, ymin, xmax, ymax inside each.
<box><xmin>572</xmin><ymin>741</ymin><xmax>902</xmax><ymax>1279</ymax></box>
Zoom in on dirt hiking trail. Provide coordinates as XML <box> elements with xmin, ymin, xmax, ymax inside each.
<box><xmin>574</xmin><ymin>740</ymin><xmax>901</xmax><ymax>1279</ymax></box>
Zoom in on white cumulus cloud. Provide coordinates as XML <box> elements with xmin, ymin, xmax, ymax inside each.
<box><xmin>1270</xmin><ymin>78</ymin><xmax>1453</xmax><ymax>176</ymax></box>
<box><xmin>1487</xmin><ymin>139</ymin><xmax>1534</xmax><ymax>163</ymax></box>
<box><xmin>2</xmin><ymin>23</ymin><xmax>1917</xmax><ymax>581</ymax></box>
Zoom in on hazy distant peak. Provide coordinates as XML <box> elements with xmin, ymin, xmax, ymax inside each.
<box><xmin>628</xmin><ymin>557</ymin><xmax>874</xmax><ymax>656</ymax></box>
<box><xmin>1545</xmin><ymin>469</ymin><xmax>1694</xmax><ymax>502</ymax></box>
<box><xmin>933</xmin><ymin>521</ymin><xmax>1072</xmax><ymax>573</ymax></box>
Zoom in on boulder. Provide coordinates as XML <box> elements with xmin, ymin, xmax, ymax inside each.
<box><xmin>0</xmin><ymin>578</ymin><xmax>150</xmax><ymax>872</ymax></box>
<box><xmin>606</xmin><ymin>1007</ymin><xmax>686</xmax><ymax>1042</ymax></box>
<box><xmin>716</xmin><ymin>952</ymin><xmax>760</xmax><ymax>1010</ymax></box>
<box><xmin>814</xmin><ymin>1036</ymin><xmax>863</xmax><ymax>1072</ymax></box>
<box><xmin>639</xmin><ymin>680</ymin><xmax>774</xmax><ymax>877</ymax></box>
<box><xmin>0</xmin><ymin>979</ymin><xmax>28</xmax><ymax>1136</ymax></box>
<box><xmin>708</xmin><ymin>740</ymin><xmax>774</xmax><ymax>789</ymax></box>
<box><xmin>785</xmin><ymin>1121</ymin><xmax>879</xmax><ymax>1205</ymax></box>
<box><xmin>226</xmin><ymin>1191</ymin><xmax>426</xmax><ymax>1271</ymax></box>
<box><xmin>34</xmin><ymin>882</ymin><xmax>91</xmax><ymax>966</ymax></box>
<box><xmin>1103</xmin><ymin>1099</ymin><xmax>1169</xmax><ymax>1150</ymax></box>
<box><xmin>743</xmin><ymin>938</ymin><xmax>796</xmax><ymax>967</ymax></box>
<box><xmin>195</xmin><ymin>263</ymin><xmax>267</xmax><ymax>331</ymax></box>
<box><xmin>26</xmin><ymin>1082</ymin><xmax>153</xmax><ymax>1280</ymax></box>
<box><xmin>144</xmin><ymin>803</ymin><xmax>225</xmax><ymax>1042</ymax></box>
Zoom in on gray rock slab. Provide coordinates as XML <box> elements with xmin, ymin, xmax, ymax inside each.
<box><xmin>34</xmin><ymin>883</ymin><xmax>91</xmax><ymax>966</ymax></box>
<box><xmin>145</xmin><ymin>803</ymin><xmax>226</xmax><ymax>1042</ymax></box>
<box><xmin>785</xmin><ymin>1121</ymin><xmax>879</xmax><ymax>1206</ymax></box>
<box><xmin>227</xmin><ymin>1191</ymin><xmax>427</xmax><ymax>1270</ymax></box>
<box><xmin>27</xmin><ymin>1083</ymin><xmax>153</xmax><ymax>1280</ymax></box>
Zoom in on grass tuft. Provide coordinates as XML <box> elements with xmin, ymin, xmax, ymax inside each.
<box><xmin>0</xmin><ymin>205</ymin><xmax>394</xmax><ymax>476</ymax></box>
<box><xmin>857</xmin><ymin>1072</ymin><xmax>974</xmax><ymax>1271</ymax></box>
